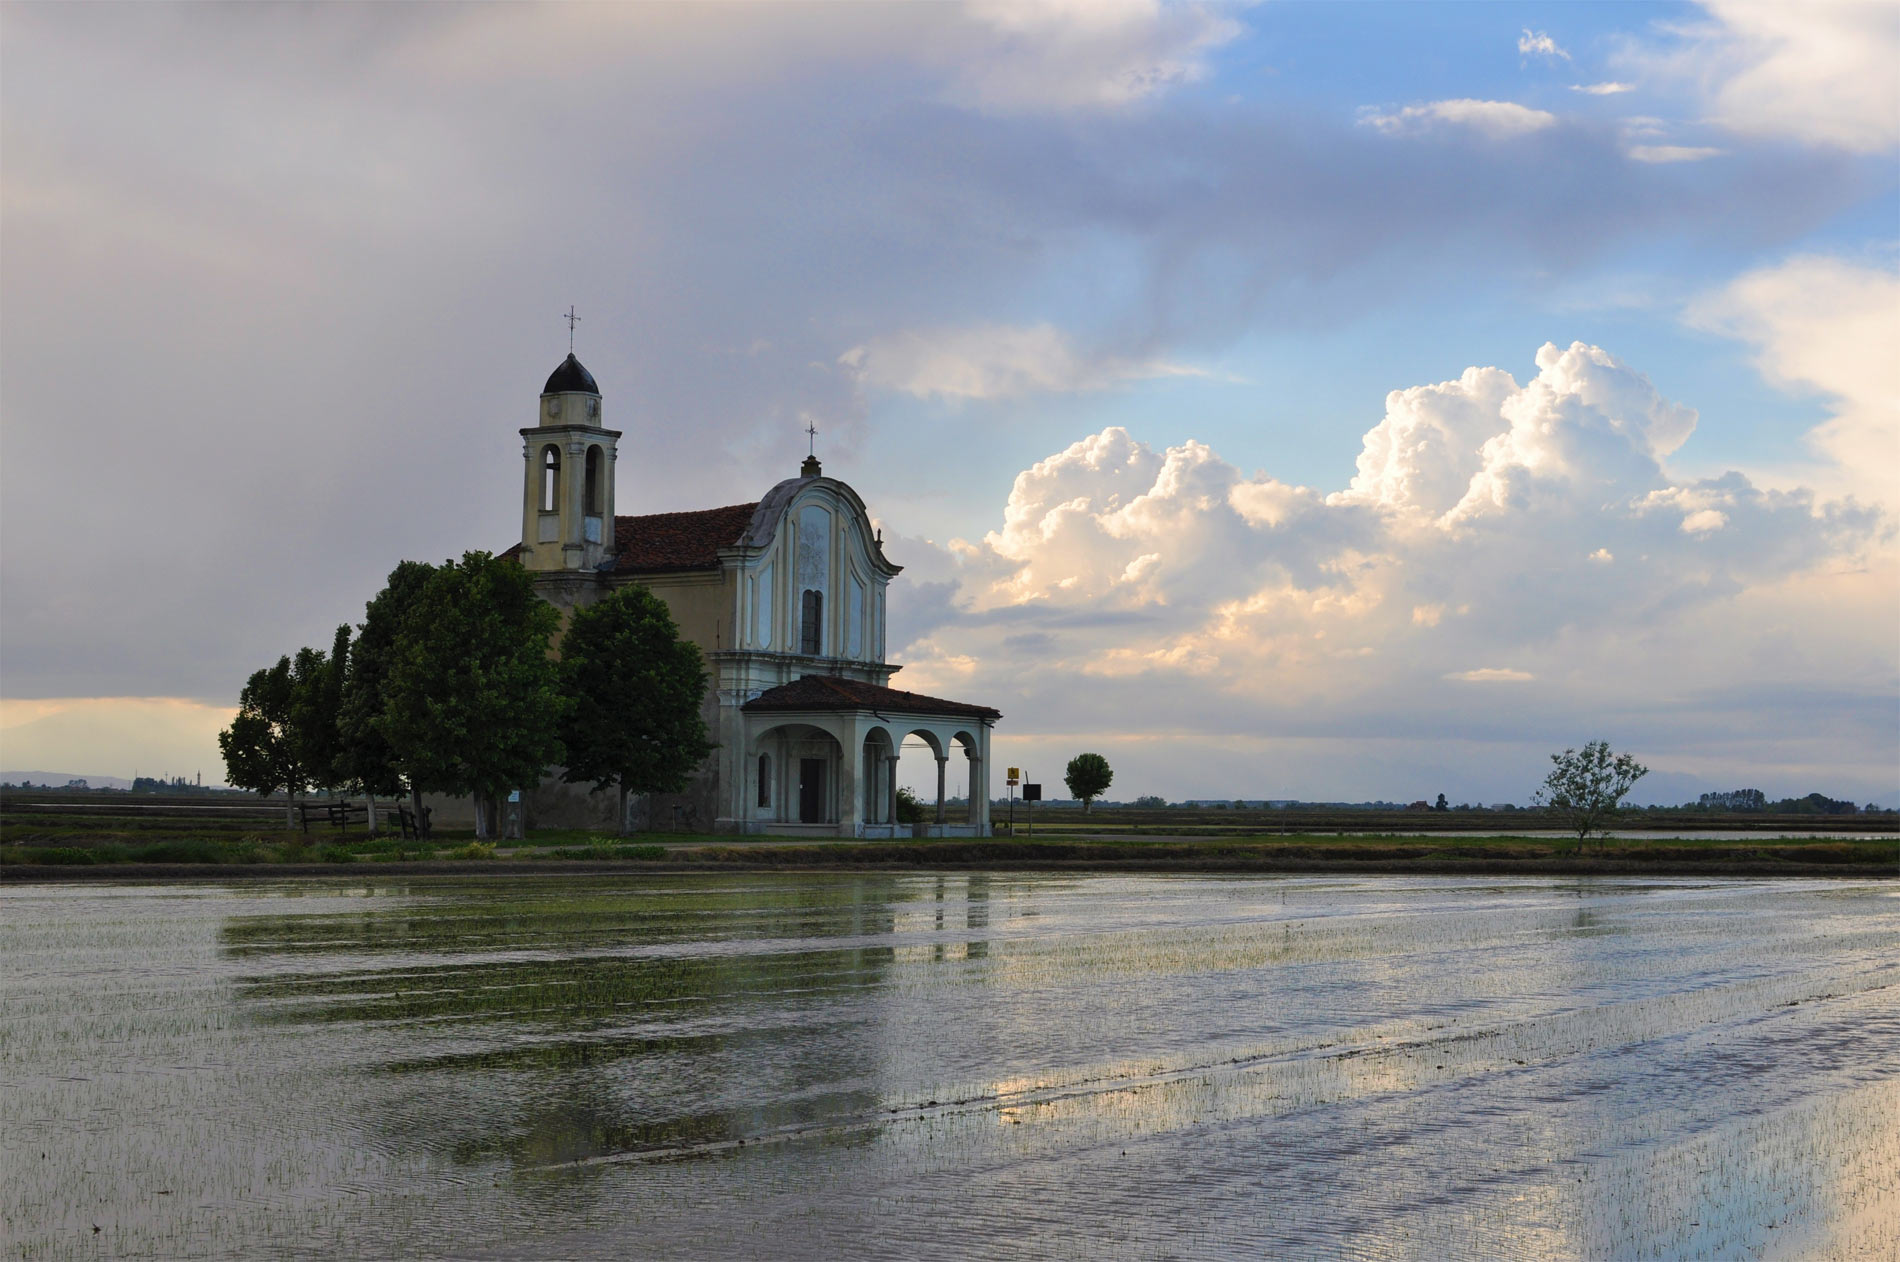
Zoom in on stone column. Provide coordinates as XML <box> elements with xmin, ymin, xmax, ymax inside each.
<box><xmin>885</xmin><ymin>755</ymin><xmax>900</xmax><ymax>828</ymax></box>
<box><xmin>935</xmin><ymin>755</ymin><xmax>948</xmax><ymax>823</ymax></box>
<box><xmin>966</xmin><ymin>749</ymin><xmax>982</xmax><ymax>828</ymax></box>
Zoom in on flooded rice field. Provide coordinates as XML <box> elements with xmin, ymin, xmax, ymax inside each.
<box><xmin>4</xmin><ymin>874</ymin><xmax>1896</xmax><ymax>1260</ymax></box>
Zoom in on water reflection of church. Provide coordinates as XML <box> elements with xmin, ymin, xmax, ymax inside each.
<box><xmin>505</xmin><ymin>351</ymin><xmax>1000</xmax><ymax>836</ymax></box>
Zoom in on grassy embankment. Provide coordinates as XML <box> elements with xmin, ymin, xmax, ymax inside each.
<box><xmin>3</xmin><ymin>791</ymin><xmax>1894</xmax><ymax>878</ymax></box>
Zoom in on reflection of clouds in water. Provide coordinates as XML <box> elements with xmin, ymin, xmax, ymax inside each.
<box><xmin>5</xmin><ymin>875</ymin><xmax>1896</xmax><ymax>1258</ymax></box>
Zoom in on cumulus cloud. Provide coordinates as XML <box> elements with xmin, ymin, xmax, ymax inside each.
<box><xmin>1571</xmin><ymin>82</ymin><xmax>1634</xmax><ymax>96</ymax></box>
<box><xmin>1518</xmin><ymin>30</ymin><xmax>1570</xmax><ymax>61</ymax></box>
<box><xmin>894</xmin><ymin>341</ymin><xmax>1886</xmax><ymax>793</ymax></box>
<box><xmin>1360</xmin><ymin>99</ymin><xmax>1558</xmax><ymax>139</ymax></box>
<box><xmin>841</xmin><ymin>324</ymin><xmax>1205</xmax><ymax>400</ymax></box>
<box><xmin>1688</xmin><ymin>255</ymin><xmax>1900</xmax><ymax>502</ymax></box>
<box><xmin>1626</xmin><ymin>1</ymin><xmax>1900</xmax><ymax>153</ymax></box>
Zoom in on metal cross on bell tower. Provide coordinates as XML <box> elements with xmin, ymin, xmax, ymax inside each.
<box><xmin>563</xmin><ymin>305</ymin><xmax>580</xmax><ymax>353</ymax></box>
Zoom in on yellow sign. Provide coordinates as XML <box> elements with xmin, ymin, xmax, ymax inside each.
<box><xmin>1007</xmin><ymin>767</ymin><xmax>1021</xmax><ymax>784</ymax></box>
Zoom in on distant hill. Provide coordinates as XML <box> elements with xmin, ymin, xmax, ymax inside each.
<box><xmin>1</xmin><ymin>771</ymin><xmax>135</xmax><ymax>790</ymax></box>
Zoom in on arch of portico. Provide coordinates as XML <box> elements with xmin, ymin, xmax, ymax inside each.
<box><xmin>734</xmin><ymin>678</ymin><xmax>997</xmax><ymax>837</ymax></box>
<box><xmin>748</xmin><ymin>721</ymin><xmax>848</xmax><ymax>830</ymax></box>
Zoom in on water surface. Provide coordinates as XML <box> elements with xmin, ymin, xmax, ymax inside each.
<box><xmin>4</xmin><ymin>874</ymin><xmax>1896</xmax><ymax>1258</ymax></box>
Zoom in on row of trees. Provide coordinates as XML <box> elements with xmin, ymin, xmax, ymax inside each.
<box><xmin>219</xmin><ymin>553</ymin><xmax>713</xmax><ymax>837</ymax></box>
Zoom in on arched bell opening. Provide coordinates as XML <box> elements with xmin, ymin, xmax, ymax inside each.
<box><xmin>540</xmin><ymin>444</ymin><xmax>561</xmax><ymax>513</ymax></box>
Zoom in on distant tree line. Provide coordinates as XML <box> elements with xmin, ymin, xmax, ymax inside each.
<box><xmin>219</xmin><ymin>552</ymin><xmax>713</xmax><ymax>839</ymax></box>
<box><xmin>1686</xmin><ymin>789</ymin><xmax>1869</xmax><ymax>815</ymax></box>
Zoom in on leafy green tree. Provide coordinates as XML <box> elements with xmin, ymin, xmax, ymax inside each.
<box><xmin>1132</xmin><ymin>794</ymin><xmax>1168</xmax><ymax>808</ymax></box>
<box><xmin>1533</xmin><ymin>740</ymin><xmax>1649</xmax><ymax>848</ymax></box>
<box><xmin>558</xmin><ymin>584</ymin><xmax>715</xmax><ymax>835</ymax></box>
<box><xmin>219</xmin><ymin>657</ymin><xmax>305</xmax><ymax>828</ymax></box>
<box><xmin>1064</xmin><ymin>752</ymin><xmax>1113</xmax><ymax>812</ymax></box>
<box><xmin>381</xmin><ymin>552</ymin><xmax>566</xmax><ymax>839</ymax></box>
<box><xmin>339</xmin><ymin>561</ymin><xmax>435</xmax><ymax>832</ymax></box>
<box><xmin>290</xmin><ymin>626</ymin><xmax>352</xmax><ymax>794</ymax></box>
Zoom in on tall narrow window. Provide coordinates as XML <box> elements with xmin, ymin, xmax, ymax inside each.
<box><xmin>757</xmin><ymin>754</ymin><xmax>772</xmax><ymax>808</ymax></box>
<box><xmin>800</xmin><ymin>590</ymin><xmax>823</xmax><ymax>655</ymax></box>
<box><xmin>584</xmin><ymin>446</ymin><xmax>602</xmax><ymax>515</ymax></box>
<box><xmin>541</xmin><ymin>445</ymin><xmax>561</xmax><ymax>512</ymax></box>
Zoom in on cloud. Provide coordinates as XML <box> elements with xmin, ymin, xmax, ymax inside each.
<box><xmin>1</xmin><ymin>3</ymin><xmax>1888</xmax><ymax>800</ymax></box>
<box><xmin>893</xmin><ymin>340</ymin><xmax>1889</xmax><ymax>798</ymax></box>
<box><xmin>1626</xmin><ymin>144</ymin><xmax>1724</xmax><ymax>163</ymax></box>
<box><xmin>1518</xmin><ymin>30</ymin><xmax>1570</xmax><ymax>61</ymax></box>
<box><xmin>841</xmin><ymin>323</ymin><xmax>1205</xmax><ymax>400</ymax></box>
<box><xmin>0</xmin><ymin>698</ymin><xmax>236</xmax><ymax>783</ymax></box>
<box><xmin>1360</xmin><ymin>99</ymin><xmax>1558</xmax><ymax>139</ymax></box>
<box><xmin>957</xmin><ymin>0</ymin><xmax>1243</xmax><ymax>112</ymax></box>
<box><xmin>1625</xmin><ymin>1</ymin><xmax>1900</xmax><ymax>153</ymax></box>
<box><xmin>1571</xmin><ymin>82</ymin><xmax>1633</xmax><ymax>96</ymax></box>
<box><xmin>1688</xmin><ymin>255</ymin><xmax>1900</xmax><ymax>503</ymax></box>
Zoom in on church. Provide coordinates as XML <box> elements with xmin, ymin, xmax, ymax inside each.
<box><xmin>498</xmin><ymin>350</ymin><xmax>1000</xmax><ymax>837</ymax></box>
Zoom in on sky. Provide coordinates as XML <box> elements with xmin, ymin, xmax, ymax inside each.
<box><xmin>2</xmin><ymin>1</ymin><xmax>1895</xmax><ymax>806</ymax></box>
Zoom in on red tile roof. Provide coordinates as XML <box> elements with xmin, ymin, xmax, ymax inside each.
<box><xmin>501</xmin><ymin>504</ymin><xmax>759</xmax><ymax>574</ymax></box>
<box><xmin>610</xmin><ymin>503</ymin><xmax>758</xmax><ymax>574</ymax></box>
<box><xmin>744</xmin><ymin>675</ymin><xmax>1001</xmax><ymax>721</ymax></box>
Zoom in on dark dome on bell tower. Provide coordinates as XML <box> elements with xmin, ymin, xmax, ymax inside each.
<box><xmin>542</xmin><ymin>352</ymin><xmax>599</xmax><ymax>396</ymax></box>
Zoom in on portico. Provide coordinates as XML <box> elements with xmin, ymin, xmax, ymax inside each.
<box><xmin>735</xmin><ymin>676</ymin><xmax>998</xmax><ymax>837</ymax></box>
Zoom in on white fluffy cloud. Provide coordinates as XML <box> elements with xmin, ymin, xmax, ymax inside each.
<box><xmin>893</xmin><ymin>340</ymin><xmax>1889</xmax><ymax>797</ymax></box>
<box><xmin>1629</xmin><ymin>1</ymin><xmax>1900</xmax><ymax>153</ymax></box>
<box><xmin>841</xmin><ymin>324</ymin><xmax>1205</xmax><ymax>401</ymax></box>
<box><xmin>1360</xmin><ymin>99</ymin><xmax>1558</xmax><ymax>139</ymax></box>
<box><xmin>1688</xmin><ymin>255</ymin><xmax>1900</xmax><ymax>503</ymax></box>
<box><xmin>1518</xmin><ymin>30</ymin><xmax>1570</xmax><ymax>61</ymax></box>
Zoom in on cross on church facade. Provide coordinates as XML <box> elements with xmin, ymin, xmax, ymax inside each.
<box><xmin>564</xmin><ymin>305</ymin><xmax>580</xmax><ymax>352</ymax></box>
<box><xmin>805</xmin><ymin>420</ymin><xmax>818</xmax><ymax>457</ymax></box>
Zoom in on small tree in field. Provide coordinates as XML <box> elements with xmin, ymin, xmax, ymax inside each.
<box><xmin>558</xmin><ymin>584</ymin><xmax>715</xmax><ymax>835</ymax></box>
<box><xmin>1064</xmin><ymin>752</ymin><xmax>1113</xmax><ymax>812</ymax></box>
<box><xmin>1534</xmin><ymin>740</ymin><xmax>1649</xmax><ymax>849</ymax></box>
<box><xmin>220</xmin><ymin>657</ymin><xmax>306</xmax><ymax>829</ymax></box>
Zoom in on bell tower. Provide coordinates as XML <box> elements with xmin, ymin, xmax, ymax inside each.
<box><xmin>519</xmin><ymin>352</ymin><xmax>622</xmax><ymax>572</ymax></box>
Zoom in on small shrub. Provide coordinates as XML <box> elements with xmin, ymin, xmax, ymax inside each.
<box><xmin>125</xmin><ymin>840</ymin><xmax>225</xmax><ymax>864</ymax></box>
<box><xmin>319</xmin><ymin>845</ymin><xmax>356</xmax><ymax>864</ymax></box>
<box><xmin>451</xmin><ymin>841</ymin><xmax>497</xmax><ymax>861</ymax></box>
